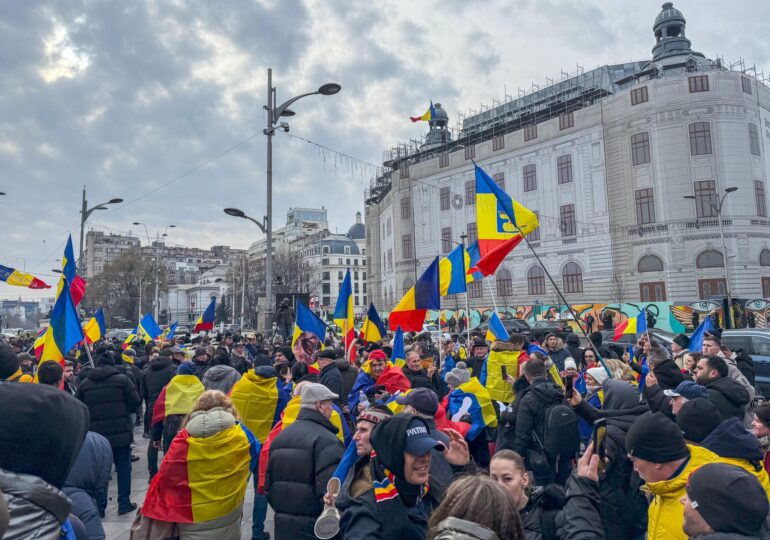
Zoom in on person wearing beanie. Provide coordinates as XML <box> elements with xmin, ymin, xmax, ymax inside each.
<box><xmin>561</xmin><ymin>357</ymin><xmax>587</xmax><ymax>396</ymax></box>
<box><xmin>0</xmin><ymin>343</ymin><xmax>32</xmax><ymax>382</ymax></box>
<box><xmin>348</xmin><ymin>349</ymin><xmax>390</xmax><ymax>417</ymax></box>
<box><xmin>675</xmin><ymin>398</ymin><xmax>723</xmax><ymax>444</ymax></box>
<box><xmin>191</xmin><ymin>346</ymin><xmax>210</xmax><ymax>380</ymax></box>
<box><xmin>265</xmin><ymin>383</ymin><xmax>344</xmax><ymax>540</ymax></box>
<box><xmin>444</xmin><ymin>361</ymin><xmax>471</xmax><ymax>391</ymax></box>
<box><xmin>626</xmin><ymin>411</ymin><xmax>720</xmax><ymax>540</ymax></box>
<box><xmin>671</xmin><ymin>334</ymin><xmax>690</xmax><ymax>369</ymax></box>
<box><xmin>683</xmin><ymin>463</ymin><xmax>770</xmax><ymax>537</ymax></box>
<box><xmin>76</xmin><ymin>346</ymin><xmax>141</xmax><ymax>515</ymax></box>
<box><xmin>340</xmin><ymin>414</ymin><xmax>470</xmax><ymax>540</ymax></box>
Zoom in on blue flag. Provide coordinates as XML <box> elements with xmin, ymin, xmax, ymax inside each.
<box><xmin>332</xmin><ymin>440</ymin><xmax>359</xmax><ymax>482</ymax></box>
<box><xmin>688</xmin><ymin>315</ymin><xmax>714</xmax><ymax>353</ymax></box>
<box><xmin>139</xmin><ymin>312</ymin><xmax>163</xmax><ymax>340</ymax></box>
<box><xmin>485</xmin><ymin>312</ymin><xmax>510</xmax><ymax>342</ymax></box>
<box><xmin>391</xmin><ymin>327</ymin><xmax>405</xmax><ymax>365</ymax></box>
<box><xmin>292</xmin><ymin>301</ymin><xmax>327</xmax><ymax>347</ymax></box>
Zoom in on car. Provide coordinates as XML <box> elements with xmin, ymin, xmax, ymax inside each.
<box><xmin>477</xmin><ymin>318</ymin><xmax>532</xmax><ymax>340</ymax></box>
<box><xmin>529</xmin><ymin>320</ymin><xmax>574</xmax><ymax>342</ymax></box>
<box><xmin>581</xmin><ymin>328</ymin><xmax>675</xmax><ymax>358</ymax></box>
<box><xmin>720</xmin><ymin>329</ymin><xmax>770</xmax><ymax>396</ymax></box>
<box><xmin>422</xmin><ymin>323</ymin><xmax>441</xmax><ymax>341</ymax></box>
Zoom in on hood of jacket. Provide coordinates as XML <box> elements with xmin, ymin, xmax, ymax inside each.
<box><xmin>204</xmin><ymin>364</ymin><xmax>239</xmax><ymax>382</ymax></box>
<box><xmin>63</xmin><ymin>431</ymin><xmax>111</xmax><ymax>494</ymax></box>
<box><xmin>701</xmin><ymin>417</ymin><xmax>763</xmax><ymax>461</ymax></box>
<box><xmin>643</xmin><ymin>444</ymin><xmax>718</xmax><ymax>497</ymax></box>
<box><xmin>150</xmin><ymin>356</ymin><xmax>172</xmax><ymax>371</ymax></box>
<box><xmin>598</xmin><ymin>379</ymin><xmax>650</xmax><ymax>431</ymax></box>
<box><xmin>186</xmin><ymin>407</ymin><xmax>236</xmax><ymax>438</ymax></box>
<box><xmin>566</xmin><ymin>333</ymin><xmax>580</xmax><ymax>346</ymax></box>
<box><xmin>543</xmin><ymin>337</ymin><xmax>565</xmax><ymax>352</ymax></box>
<box><xmin>706</xmin><ymin>377</ymin><xmax>750</xmax><ymax>407</ymax></box>
<box><xmin>431</xmin><ymin>517</ymin><xmax>499</xmax><ymax>540</ymax></box>
<box><xmin>87</xmin><ymin>365</ymin><xmax>121</xmax><ymax>382</ymax></box>
<box><xmin>490</xmin><ymin>341</ymin><xmax>521</xmax><ymax>353</ymax></box>
<box><xmin>529</xmin><ymin>377</ymin><xmax>564</xmax><ymax>406</ymax></box>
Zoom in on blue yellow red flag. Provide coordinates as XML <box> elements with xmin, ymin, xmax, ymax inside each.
<box><xmin>389</xmin><ymin>257</ymin><xmax>440</xmax><ymax>332</ymax></box>
<box><xmin>612</xmin><ymin>310</ymin><xmax>647</xmax><ymax>341</ymax></box>
<box><xmin>0</xmin><ymin>265</ymin><xmax>50</xmax><ymax>289</ymax></box>
<box><xmin>485</xmin><ymin>311</ymin><xmax>510</xmax><ymax>342</ymax></box>
<box><xmin>83</xmin><ymin>307</ymin><xmax>106</xmax><ymax>344</ymax></box>
<box><xmin>390</xmin><ymin>327</ymin><xmax>406</xmax><ymax>367</ymax></box>
<box><xmin>40</xmin><ymin>276</ymin><xmax>84</xmax><ymax>363</ymax></box>
<box><xmin>291</xmin><ymin>301</ymin><xmax>327</xmax><ymax>347</ymax></box>
<box><xmin>60</xmin><ymin>235</ymin><xmax>86</xmax><ymax>305</ymax></box>
<box><xmin>466</xmin><ymin>242</ymin><xmax>483</xmax><ymax>282</ymax></box>
<box><xmin>361</xmin><ymin>303</ymin><xmax>386</xmax><ymax>342</ymax></box>
<box><xmin>439</xmin><ymin>243</ymin><xmax>471</xmax><ymax>295</ymax></box>
<box><xmin>446</xmin><ymin>378</ymin><xmax>497</xmax><ymax>440</ymax></box>
<box><xmin>193</xmin><ymin>298</ymin><xmax>216</xmax><ymax>332</ymax></box>
<box><xmin>410</xmin><ymin>100</ymin><xmax>436</xmax><ymax>123</ymax></box>
<box><xmin>333</xmin><ymin>270</ymin><xmax>355</xmax><ymax>346</ymax></box>
<box><xmin>139</xmin><ymin>312</ymin><xmax>163</xmax><ymax>340</ymax></box>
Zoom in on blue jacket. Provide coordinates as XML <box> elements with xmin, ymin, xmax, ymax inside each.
<box><xmin>63</xmin><ymin>432</ymin><xmax>112</xmax><ymax>540</ymax></box>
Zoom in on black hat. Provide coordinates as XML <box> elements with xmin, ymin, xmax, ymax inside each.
<box><xmin>673</xmin><ymin>334</ymin><xmax>690</xmax><ymax>349</ymax></box>
<box><xmin>676</xmin><ymin>398</ymin><xmax>722</xmax><ymax>443</ymax></box>
<box><xmin>364</xmin><ymin>342</ymin><xmax>382</xmax><ymax>353</ymax></box>
<box><xmin>316</xmin><ymin>349</ymin><xmax>336</xmax><ymax>360</ymax></box>
<box><xmin>395</xmin><ymin>387</ymin><xmax>439</xmax><ymax>416</ymax></box>
<box><xmin>686</xmin><ymin>463</ymin><xmax>769</xmax><ymax>535</ymax></box>
<box><xmin>472</xmin><ymin>339</ymin><xmax>488</xmax><ymax>350</ymax></box>
<box><xmin>626</xmin><ymin>412</ymin><xmax>688</xmax><ymax>463</ymax></box>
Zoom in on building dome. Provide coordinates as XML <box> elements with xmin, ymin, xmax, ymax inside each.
<box><xmin>654</xmin><ymin>2</ymin><xmax>684</xmax><ymax>27</ymax></box>
<box><xmin>316</xmin><ymin>234</ymin><xmax>361</xmax><ymax>255</ymax></box>
<box><xmin>347</xmin><ymin>211</ymin><xmax>365</xmax><ymax>240</ymax></box>
<box><xmin>651</xmin><ymin>2</ymin><xmax>702</xmax><ymax>64</ymax></box>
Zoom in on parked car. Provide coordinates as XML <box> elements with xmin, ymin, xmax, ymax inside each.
<box><xmin>529</xmin><ymin>320</ymin><xmax>574</xmax><ymax>343</ymax></box>
<box><xmin>588</xmin><ymin>329</ymin><xmax>675</xmax><ymax>358</ymax></box>
<box><xmin>477</xmin><ymin>318</ymin><xmax>532</xmax><ymax>341</ymax></box>
<box><xmin>720</xmin><ymin>329</ymin><xmax>770</xmax><ymax>396</ymax></box>
<box><xmin>422</xmin><ymin>323</ymin><xmax>441</xmax><ymax>342</ymax></box>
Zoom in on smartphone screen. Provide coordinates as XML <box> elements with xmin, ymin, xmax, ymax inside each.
<box><xmin>501</xmin><ymin>365</ymin><xmax>508</xmax><ymax>381</ymax></box>
<box><xmin>593</xmin><ymin>418</ymin><xmax>607</xmax><ymax>473</ymax></box>
<box><xmin>563</xmin><ymin>375</ymin><xmax>574</xmax><ymax>399</ymax></box>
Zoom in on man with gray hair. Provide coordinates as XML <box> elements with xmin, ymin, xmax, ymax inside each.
<box><xmin>265</xmin><ymin>383</ymin><xmax>345</xmax><ymax>540</ymax></box>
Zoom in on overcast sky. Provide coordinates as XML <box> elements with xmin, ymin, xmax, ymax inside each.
<box><xmin>2</xmin><ymin>0</ymin><xmax>769</xmax><ymax>300</ymax></box>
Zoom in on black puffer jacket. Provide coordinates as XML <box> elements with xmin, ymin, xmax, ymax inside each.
<box><xmin>520</xmin><ymin>484</ymin><xmax>566</xmax><ymax>540</ymax></box>
<box><xmin>498</xmin><ymin>376</ymin><xmax>530</xmax><ymax>451</ymax></box>
<box><xmin>513</xmin><ymin>377</ymin><xmax>565</xmax><ymax>457</ymax></box>
<box><xmin>705</xmin><ymin>376</ymin><xmax>750</xmax><ymax>420</ymax></box>
<box><xmin>0</xmin><ymin>469</ymin><xmax>72</xmax><ymax>540</ymax></box>
<box><xmin>76</xmin><ymin>365</ymin><xmax>141</xmax><ymax>447</ymax></box>
<box><xmin>650</xmin><ymin>356</ymin><xmax>684</xmax><ymax>390</ymax></box>
<box><xmin>319</xmin><ymin>362</ymin><xmax>344</xmax><ymax>406</ymax></box>
<box><xmin>337</xmin><ymin>358</ymin><xmax>358</xmax><ymax>402</ymax></box>
<box><xmin>734</xmin><ymin>350</ymin><xmax>756</xmax><ymax>388</ymax></box>
<box><xmin>140</xmin><ymin>356</ymin><xmax>175</xmax><ymax>406</ymax></box>
<box><xmin>265</xmin><ymin>407</ymin><xmax>344</xmax><ymax>540</ymax></box>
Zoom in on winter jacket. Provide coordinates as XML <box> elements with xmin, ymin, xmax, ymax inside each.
<box><xmin>651</xmin><ymin>356</ymin><xmax>685</xmax><ymax>390</ymax></box>
<box><xmin>643</xmin><ymin>444</ymin><xmax>720</xmax><ymax>540</ymax></box>
<box><xmin>229</xmin><ymin>353</ymin><xmax>250</xmax><ymax>375</ymax></box>
<box><xmin>319</xmin><ymin>362</ymin><xmax>344</xmax><ymax>405</ymax></box>
<box><xmin>565</xmin><ymin>334</ymin><xmax>584</xmax><ymax>369</ymax></box>
<box><xmin>643</xmin><ymin>383</ymin><xmax>675</xmax><ymax>420</ymax></box>
<box><xmin>0</xmin><ymin>468</ymin><xmax>72</xmax><ymax>540</ymax></box>
<box><xmin>337</xmin><ymin>358</ymin><xmax>358</xmax><ymax>402</ymax></box>
<box><xmin>520</xmin><ymin>484</ymin><xmax>566</xmax><ymax>540</ymax></box>
<box><xmin>733</xmin><ymin>350</ymin><xmax>756</xmax><ymax>387</ymax></box>
<box><xmin>559</xmin><ymin>474</ymin><xmax>604</xmax><ymax>540</ymax></box>
<box><xmin>265</xmin><ymin>407</ymin><xmax>344</xmax><ymax>540</ymax></box>
<box><xmin>140</xmin><ymin>356</ymin><xmax>176</xmax><ymax>407</ymax></box>
<box><xmin>513</xmin><ymin>377</ymin><xmax>566</xmax><ymax>458</ymax></box>
<box><xmin>543</xmin><ymin>339</ymin><xmax>571</xmax><ymax>372</ymax></box>
<box><xmin>498</xmin><ymin>376</ymin><xmax>530</xmax><ymax>451</ymax></box>
<box><xmin>76</xmin><ymin>365</ymin><xmax>141</xmax><ymax>447</ymax></box>
<box><xmin>700</xmin><ymin>417</ymin><xmax>770</xmax><ymax>499</ymax></box>
<box><xmin>431</xmin><ymin>517</ymin><xmax>500</xmax><ymax>540</ymax></box>
<box><xmin>62</xmin><ymin>432</ymin><xmax>112</xmax><ymax>540</ymax></box>
<box><xmin>401</xmin><ymin>366</ymin><xmax>436</xmax><ymax>391</ymax></box>
<box><xmin>705</xmin><ymin>377</ymin><xmax>751</xmax><ymax>420</ymax></box>
<box><xmin>202</xmin><ymin>364</ymin><xmax>242</xmax><ymax>394</ymax></box>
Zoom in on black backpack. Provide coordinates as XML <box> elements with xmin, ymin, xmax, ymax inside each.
<box><xmin>534</xmin><ymin>403</ymin><xmax>580</xmax><ymax>459</ymax></box>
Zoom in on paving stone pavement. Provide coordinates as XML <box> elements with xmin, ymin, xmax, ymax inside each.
<box><xmin>101</xmin><ymin>424</ymin><xmax>275</xmax><ymax>539</ymax></box>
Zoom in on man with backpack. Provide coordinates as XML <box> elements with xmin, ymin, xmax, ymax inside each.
<box><xmin>513</xmin><ymin>358</ymin><xmax>579</xmax><ymax>486</ymax></box>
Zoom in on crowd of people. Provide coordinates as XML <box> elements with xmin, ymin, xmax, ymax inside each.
<box><xmin>1</xmin><ymin>320</ymin><xmax>770</xmax><ymax>539</ymax></box>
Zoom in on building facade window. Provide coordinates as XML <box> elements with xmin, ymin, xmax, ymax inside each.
<box><xmin>402</xmin><ymin>278</ymin><xmax>414</xmax><ymax>295</ymax></box>
<box><xmin>630</xmin><ymin>86</ymin><xmax>648</xmax><ymax>105</ymax></box>
<box><xmin>523</xmin><ymin>124</ymin><xmax>537</xmax><ymax>141</ymax></box>
<box><xmin>529</xmin><ymin>211</ymin><xmax>540</xmax><ymax>242</ymax></box>
<box><xmin>523</xmin><ymin>164</ymin><xmax>537</xmax><ymax>192</ymax></box>
<box><xmin>696</xmin><ymin>249</ymin><xmax>724</xmax><ymax>269</ymax></box>
<box><xmin>559</xmin><ymin>112</ymin><xmax>574</xmax><ymax>130</ymax></box>
<box><xmin>465</xmin><ymin>179</ymin><xmax>476</xmax><ymax>205</ymax></box>
<box><xmin>402</xmin><ymin>234</ymin><xmax>413</xmax><ymax>258</ymax></box>
<box><xmin>440</xmin><ymin>187</ymin><xmax>450</xmax><ymax>210</ymax></box>
<box><xmin>742</xmin><ymin>76</ymin><xmax>753</xmax><ymax>94</ymax></box>
<box><xmin>756</xmin><ymin>181</ymin><xmax>767</xmax><ymax>218</ymax></box>
<box><xmin>322</xmin><ymin>283</ymin><xmax>330</xmax><ymax>294</ymax></box>
<box><xmin>468</xmin><ymin>280</ymin><xmax>483</xmax><ymax>298</ymax></box>
<box><xmin>750</xmin><ymin>124</ymin><xmax>762</xmax><ymax>156</ymax></box>
<box><xmin>493</xmin><ymin>172</ymin><xmax>505</xmax><ymax>190</ymax></box>
<box><xmin>557</xmin><ymin>155</ymin><xmax>573</xmax><ymax>184</ymax></box>
<box><xmin>562</xmin><ymin>262</ymin><xmax>583</xmax><ymax>293</ymax></box>
<box><xmin>640</xmin><ymin>282</ymin><xmax>667</xmax><ymax>301</ymax></box>
<box><xmin>688</xmin><ymin>75</ymin><xmax>709</xmax><ymax>93</ymax></box>
<box><xmin>439</xmin><ymin>153</ymin><xmax>449</xmax><ymax>168</ymax></box>
<box><xmin>401</xmin><ymin>197</ymin><xmax>411</xmax><ymax>219</ymax></box>
<box><xmin>492</xmin><ymin>135</ymin><xmax>505</xmax><ymax>151</ymax></box>
<box><xmin>401</xmin><ymin>164</ymin><xmax>410</xmax><ymax>179</ymax></box>
<box><xmin>689</xmin><ymin>122</ymin><xmax>713</xmax><ymax>156</ymax></box>
<box><xmin>638</xmin><ymin>254</ymin><xmax>664</xmax><ymax>273</ymax></box>
<box><xmin>322</xmin><ymin>272</ymin><xmax>330</xmax><ymax>280</ymax></box>
<box><xmin>527</xmin><ymin>266</ymin><xmax>546</xmax><ymax>295</ymax></box>
<box><xmin>465</xmin><ymin>145</ymin><xmax>475</xmax><ymax>160</ymax></box>
<box><xmin>763</xmin><ymin>278</ymin><xmax>770</xmax><ymax>298</ymax></box>
<box><xmin>761</xmin><ymin>249</ymin><xmax>770</xmax><ymax>267</ymax></box>
<box><xmin>467</xmin><ymin>222</ymin><xmax>477</xmax><ymax>244</ymax></box>
<box><xmin>441</xmin><ymin>227</ymin><xmax>452</xmax><ymax>254</ymax></box>
<box><xmin>560</xmin><ymin>204</ymin><xmax>576</xmax><ymax>237</ymax></box>
<box><xmin>635</xmin><ymin>188</ymin><xmax>656</xmax><ymax>225</ymax></box>
<box><xmin>497</xmin><ymin>269</ymin><xmax>513</xmax><ymax>297</ymax></box>
<box><xmin>698</xmin><ymin>278</ymin><xmax>726</xmax><ymax>300</ymax></box>
<box><xmin>631</xmin><ymin>132</ymin><xmax>651</xmax><ymax>165</ymax></box>
<box><xmin>694</xmin><ymin>180</ymin><xmax>718</xmax><ymax>218</ymax></box>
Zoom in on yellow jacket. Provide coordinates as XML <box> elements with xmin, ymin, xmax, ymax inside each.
<box><xmin>720</xmin><ymin>456</ymin><xmax>770</xmax><ymax>500</ymax></box>
<box><xmin>642</xmin><ymin>444</ymin><xmax>719</xmax><ymax>540</ymax></box>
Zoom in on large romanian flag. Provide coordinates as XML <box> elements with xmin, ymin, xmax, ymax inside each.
<box><xmin>439</xmin><ymin>243</ymin><xmax>475</xmax><ymax>296</ymax></box>
<box><xmin>612</xmin><ymin>310</ymin><xmax>647</xmax><ymax>342</ymax></box>
<box><xmin>141</xmin><ymin>422</ymin><xmax>259</xmax><ymax>523</ymax></box>
<box><xmin>333</xmin><ymin>270</ymin><xmax>355</xmax><ymax>348</ymax></box>
<box><xmin>193</xmin><ymin>298</ymin><xmax>216</xmax><ymax>333</ymax></box>
<box><xmin>0</xmin><ymin>265</ymin><xmax>50</xmax><ymax>289</ymax></box>
<box><xmin>291</xmin><ymin>301</ymin><xmax>327</xmax><ymax>348</ymax></box>
<box><xmin>389</xmin><ymin>257</ymin><xmax>440</xmax><ymax>332</ymax></box>
<box><xmin>471</xmin><ymin>163</ymin><xmax>539</xmax><ymax>276</ymax></box>
<box><xmin>229</xmin><ymin>371</ymin><xmax>292</xmax><ymax>444</ymax></box>
<box><xmin>410</xmin><ymin>100</ymin><xmax>436</xmax><ymax>123</ymax></box>
<box><xmin>360</xmin><ymin>303</ymin><xmax>386</xmax><ymax>343</ymax></box>
<box><xmin>152</xmin><ymin>375</ymin><xmax>206</xmax><ymax>427</ymax></box>
<box><xmin>40</xmin><ymin>275</ymin><xmax>84</xmax><ymax>364</ymax></box>
<box><xmin>83</xmin><ymin>307</ymin><xmax>106</xmax><ymax>344</ymax></box>
<box><xmin>446</xmin><ymin>378</ymin><xmax>498</xmax><ymax>440</ymax></box>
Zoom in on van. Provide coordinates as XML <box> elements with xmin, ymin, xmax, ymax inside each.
<box><xmin>720</xmin><ymin>329</ymin><xmax>770</xmax><ymax>396</ymax></box>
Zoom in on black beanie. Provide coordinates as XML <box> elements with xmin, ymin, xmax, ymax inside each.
<box><xmin>626</xmin><ymin>412</ymin><xmax>689</xmax><ymax>463</ymax></box>
<box><xmin>370</xmin><ymin>413</ymin><xmax>416</xmax><ymax>479</ymax></box>
<box><xmin>95</xmin><ymin>352</ymin><xmax>114</xmax><ymax>366</ymax></box>
<box><xmin>0</xmin><ymin>382</ymin><xmax>89</xmax><ymax>487</ymax></box>
<box><xmin>0</xmin><ymin>344</ymin><xmax>19</xmax><ymax>379</ymax></box>
<box><xmin>673</xmin><ymin>334</ymin><xmax>690</xmax><ymax>349</ymax></box>
<box><xmin>676</xmin><ymin>398</ymin><xmax>722</xmax><ymax>443</ymax></box>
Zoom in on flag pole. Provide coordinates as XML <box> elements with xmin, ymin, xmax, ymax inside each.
<box><xmin>459</xmin><ymin>233</ymin><xmax>472</xmax><ymax>355</ymax></box>
<box><xmin>485</xmin><ymin>276</ymin><xmax>499</xmax><ymax>313</ymax></box>
<box><xmin>82</xmin><ymin>342</ymin><xmax>95</xmax><ymax>368</ymax></box>
<box><xmin>514</xmin><ymin>225</ymin><xmax>611</xmax><ymax>378</ymax></box>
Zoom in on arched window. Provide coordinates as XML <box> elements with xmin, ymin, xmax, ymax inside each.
<box><xmin>402</xmin><ymin>277</ymin><xmax>414</xmax><ymax>295</ymax></box>
<box><xmin>696</xmin><ymin>250</ymin><xmax>724</xmax><ymax>269</ymax></box>
<box><xmin>527</xmin><ymin>266</ymin><xmax>546</xmax><ymax>295</ymax></box>
<box><xmin>562</xmin><ymin>262</ymin><xmax>583</xmax><ymax>294</ymax></box>
<box><xmin>761</xmin><ymin>249</ymin><xmax>770</xmax><ymax>267</ymax></box>
<box><xmin>497</xmin><ymin>268</ymin><xmax>513</xmax><ymax>297</ymax></box>
<box><xmin>638</xmin><ymin>254</ymin><xmax>664</xmax><ymax>273</ymax></box>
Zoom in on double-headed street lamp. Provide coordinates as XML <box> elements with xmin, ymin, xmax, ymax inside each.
<box><xmin>79</xmin><ymin>187</ymin><xmax>123</xmax><ymax>274</ymax></box>
<box><xmin>132</xmin><ymin>222</ymin><xmax>175</xmax><ymax>321</ymax></box>
<box><xmin>684</xmin><ymin>186</ymin><xmax>738</xmax><ymax>327</ymax></box>
<box><xmin>255</xmin><ymin>69</ymin><xmax>340</xmax><ymax>330</ymax></box>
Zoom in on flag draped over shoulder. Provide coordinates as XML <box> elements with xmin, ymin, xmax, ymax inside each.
<box><xmin>612</xmin><ymin>311</ymin><xmax>647</xmax><ymax>341</ymax></box>
<box><xmin>83</xmin><ymin>307</ymin><xmax>106</xmax><ymax>344</ymax></box>
<box><xmin>333</xmin><ymin>270</ymin><xmax>355</xmax><ymax>347</ymax></box>
<box><xmin>470</xmin><ymin>163</ymin><xmax>539</xmax><ymax>276</ymax></box>
<box><xmin>193</xmin><ymin>298</ymin><xmax>216</xmax><ymax>332</ymax></box>
<box><xmin>410</xmin><ymin>100</ymin><xmax>436</xmax><ymax>123</ymax></box>
<box><xmin>485</xmin><ymin>312</ymin><xmax>510</xmax><ymax>342</ymax></box>
<box><xmin>40</xmin><ymin>275</ymin><xmax>84</xmax><ymax>364</ymax></box>
<box><xmin>152</xmin><ymin>375</ymin><xmax>205</xmax><ymax>426</ymax></box>
<box><xmin>141</xmin><ymin>422</ymin><xmax>259</xmax><ymax>523</ymax></box>
<box><xmin>361</xmin><ymin>303</ymin><xmax>386</xmax><ymax>343</ymax></box>
<box><xmin>291</xmin><ymin>301</ymin><xmax>327</xmax><ymax>347</ymax></box>
<box><xmin>229</xmin><ymin>371</ymin><xmax>292</xmax><ymax>444</ymax></box>
<box><xmin>485</xmin><ymin>347</ymin><xmax>523</xmax><ymax>403</ymax></box>
<box><xmin>688</xmin><ymin>316</ymin><xmax>715</xmax><ymax>353</ymax></box>
<box><xmin>0</xmin><ymin>265</ymin><xmax>50</xmax><ymax>289</ymax></box>
<box><xmin>446</xmin><ymin>378</ymin><xmax>497</xmax><ymax>440</ymax></box>
<box><xmin>389</xmin><ymin>257</ymin><xmax>440</xmax><ymax>332</ymax></box>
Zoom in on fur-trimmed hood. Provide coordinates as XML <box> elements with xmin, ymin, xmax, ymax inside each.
<box><xmin>491</xmin><ymin>341</ymin><xmax>522</xmax><ymax>353</ymax></box>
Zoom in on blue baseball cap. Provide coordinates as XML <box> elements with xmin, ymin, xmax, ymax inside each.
<box><xmin>404</xmin><ymin>417</ymin><xmax>446</xmax><ymax>457</ymax></box>
<box><xmin>664</xmin><ymin>380</ymin><xmax>708</xmax><ymax>400</ymax></box>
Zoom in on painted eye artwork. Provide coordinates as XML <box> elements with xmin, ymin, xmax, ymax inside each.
<box><xmin>745</xmin><ymin>299</ymin><xmax>770</xmax><ymax>311</ymax></box>
<box><xmin>688</xmin><ymin>301</ymin><xmax>721</xmax><ymax>312</ymax></box>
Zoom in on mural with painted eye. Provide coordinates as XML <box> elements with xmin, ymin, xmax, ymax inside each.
<box><xmin>745</xmin><ymin>299</ymin><xmax>770</xmax><ymax>311</ymax></box>
<box><xmin>744</xmin><ymin>299</ymin><xmax>770</xmax><ymax>328</ymax></box>
<box><xmin>688</xmin><ymin>301</ymin><xmax>722</xmax><ymax>312</ymax></box>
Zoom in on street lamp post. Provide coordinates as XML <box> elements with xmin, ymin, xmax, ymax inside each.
<box><xmin>262</xmin><ymin>68</ymin><xmax>340</xmax><ymax>330</ymax></box>
<box><xmin>684</xmin><ymin>186</ymin><xmax>738</xmax><ymax>328</ymax></box>
<box><xmin>132</xmin><ymin>222</ymin><xmax>175</xmax><ymax>321</ymax></box>
<box><xmin>79</xmin><ymin>186</ymin><xmax>123</xmax><ymax>274</ymax></box>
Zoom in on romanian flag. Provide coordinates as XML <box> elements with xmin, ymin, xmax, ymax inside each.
<box><xmin>193</xmin><ymin>298</ymin><xmax>216</xmax><ymax>333</ymax></box>
<box><xmin>466</xmin><ymin>241</ymin><xmax>483</xmax><ymax>281</ymax></box>
<box><xmin>151</xmin><ymin>375</ymin><xmax>206</xmax><ymax>427</ymax></box>
<box><xmin>391</xmin><ymin>327</ymin><xmax>406</xmax><ymax>368</ymax></box>
<box><xmin>123</xmin><ymin>326</ymin><xmax>138</xmax><ymax>350</ymax></box>
<box><xmin>439</xmin><ymin>243</ymin><xmax>473</xmax><ymax>295</ymax></box>
<box><xmin>83</xmin><ymin>307</ymin><xmax>106</xmax><ymax>344</ymax></box>
<box><xmin>33</xmin><ymin>328</ymin><xmax>46</xmax><ymax>359</ymax></box>
<box><xmin>291</xmin><ymin>301</ymin><xmax>327</xmax><ymax>347</ymax></box>
<box><xmin>0</xmin><ymin>265</ymin><xmax>50</xmax><ymax>289</ymax></box>
<box><xmin>141</xmin><ymin>421</ymin><xmax>259</xmax><ymax>523</ymax></box>
<box><xmin>160</xmin><ymin>322</ymin><xmax>178</xmax><ymax>341</ymax></box>
<box><xmin>229</xmin><ymin>371</ymin><xmax>292</xmax><ymax>444</ymax></box>
<box><xmin>485</xmin><ymin>311</ymin><xmax>510</xmax><ymax>342</ymax></box>
<box><xmin>361</xmin><ymin>303</ymin><xmax>386</xmax><ymax>343</ymax></box>
<box><xmin>139</xmin><ymin>312</ymin><xmax>163</xmax><ymax>341</ymax></box>
<box><xmin>470</xmin><ymin>163</ymin><xmax>539</xmax><ymax>276</ymax></box>
<box><xmin>377</xmin><ymin>364</ymin><xmax>411</xmax><ymax>394</ymax></box>
<box><xmin>40</xmin><ymin>276</ymin><xmax>84</xmax><ymax>364</ymax></box>
<box><xmin>389</xmin><ymin>257</ymin><xmax>440</xmax><ymax>332</ymax></box>
<box><xmin>446</xmin><ymin>378</ymin><xmax>497</xmax><ymax>440</ymax></box>
<box><xmin>256</xmin><ymin>395</ymin><xmax>349</xmax><ymax>493</ymax></box>
<box><xmin>333</xmin><ymin>270</ymin><xmax>355</xmax><ymax>349</ymax></box>
<box><xmin>485</xmin><ymin>349</ymin><xmax>522</xmax><ymax>403</ymax></box>
<box><xmin>410</xmin><ymin>100</ymin><xmax>436</xmax><ymax>123</ymax></box>
<box><xmin>612</xmin><ymin>311</ymin><xmax>647</xmax><ymax>342</ymax></box>
<box><xmin>61</xmin><ymin>235</ymin><xmax>86</xmax><ymax>306</ymax></box>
